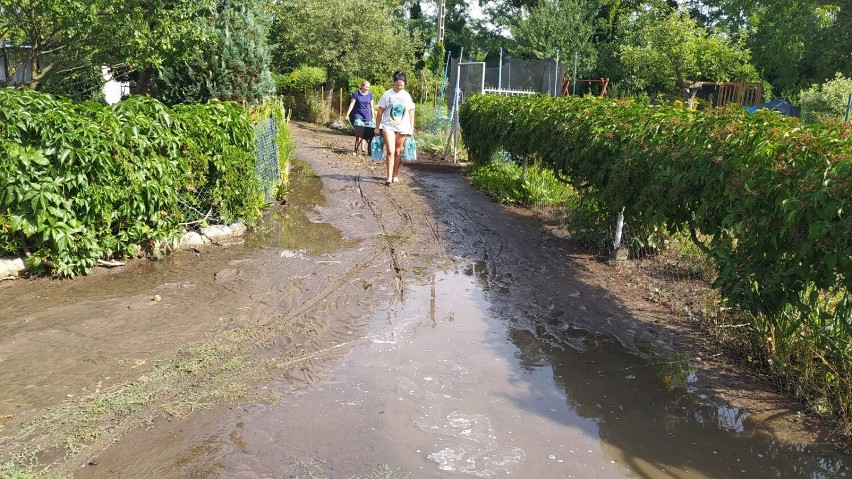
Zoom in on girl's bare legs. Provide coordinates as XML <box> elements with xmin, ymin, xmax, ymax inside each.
<box><xmin>382</xmin><ymin>129</ymin><xmax>396</xmax><ymax>184</ymax></box>
<box><xmin>392</xmin><ymin>134</ymin><xmax>406</xmax><ymax>181</ymax></box>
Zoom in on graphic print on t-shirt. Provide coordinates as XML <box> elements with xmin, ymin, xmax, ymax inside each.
<box><xmin>390</xmin><ymin>102</ymin><xmax>405</xmax><ymax>124</ymax></box>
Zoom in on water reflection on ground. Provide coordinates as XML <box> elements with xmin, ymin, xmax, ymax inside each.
<box><xmin>245</xmin><ymin>160</ymin><xmax>357</xmax><ymax>254</ymax></box>
<box><xmin>216</xmin><ymin>263</ymin><xmax>849</xmax><ymax>478</ymax></box>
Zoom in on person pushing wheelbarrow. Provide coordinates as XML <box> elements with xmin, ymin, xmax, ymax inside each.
<box><xmin>345</xmin><ymin>81</ymin><xmax>376</xmax><ymax>155</ymax></box>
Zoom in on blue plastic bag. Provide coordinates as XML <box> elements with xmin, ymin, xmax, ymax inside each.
<box><xmin>402</xmin><ymin>137</ymin><xmax>417</xmax><ymax>162</ymax></box>
<box><xmin>370</xmin><ymin>136</ymin><xmax>384</xmax><ymax>162</ymax></box>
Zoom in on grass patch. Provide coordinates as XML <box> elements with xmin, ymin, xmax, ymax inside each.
<box><xmin>467</xmin><ymin>154</ymin><xmax>578</xmax><ymax>207</ymax></box>
<box><xmin>16</xmin><ymin>324</ymin><xmax>279</xmax><ymax>468</ymax></box>
<box><xmin>282</xmin><ymin>458</ymin><xmax>410</xmax><ymax>479</ymax></box>
<box><xmin>374</xmin><ymin>231</ymin><xmax>414</xmax><ymax>249</ymax></box>
<box><xmin>0</xmin><ymin>450</ymin><xmax>70</xmax><ymax>479</ymax></box>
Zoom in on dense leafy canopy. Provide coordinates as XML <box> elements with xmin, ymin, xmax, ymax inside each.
<box><xmin>156</xmin><ymin>0</ymin><xmax>275</xmax><ymax>104</ymax></box>
<box><xmin>2</xmin><ymin>0</ymin><xmax>849</xmax><ymax>103</ymax></box>
<box><xmin>0</xmin><ymin>0</ymin><xmax>216</xmax><ymax>94</ymax></box>
<box><xmin>510</xmin><ymin>0</ymin><xmax>597</xmax><ymax>74</ymax></box>
<box><xmin>270</xmin><ymin>0</ymin><xmax>417</xmax><ymax>93</ymax></box>
<box><xmin>619</xmin><ymin>7</ymin><xmax>758</xmax><ymax>101</ymax></box>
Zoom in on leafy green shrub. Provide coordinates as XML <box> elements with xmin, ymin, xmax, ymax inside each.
<box><xmin>172</xmin><ymin>100</ymin><xmax>264</xmax><ymax>224</ymax></box>
<box><xmin>799</xmin><ymin>73</ymin><xmax>852</xmax><ymax>124</ymax></box>
<box><xmin>414</xmin><ymin>102</ymin><xmax>436</xmax><ymax>131</ymax></box>
<box><xmin>460</xmin><ymin>93</ymin><xmax>852</xmax><ymax>433</ymax></box>
<box><xmin>0</xmin><ymin>89</ymin><xmax>267</xmax><ymax>276</ymax></box>
<box><xmin>274</xmin><ymin>66</ymin><xmax>326</xmax><ymax>91</ymax></box>
<box><xmin>467</xmin><ymin>153</ymin><xmax>578</xmax><ymax>207</ymax></box>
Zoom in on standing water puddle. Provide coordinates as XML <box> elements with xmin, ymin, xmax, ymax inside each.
<box><xmin>245</xmin><ymin>160</ymin><xmax>356</xmax><ymax>254</ymax></box>
<box><xmin>215</xmin><ymin>263</ymin><xmax>850</xmax><ymax>478</ymax></box>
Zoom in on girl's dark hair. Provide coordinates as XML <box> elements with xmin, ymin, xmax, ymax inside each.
<box><xmin>392</xmin><ymin>71</ymin><xmax>407</xmax><ymax>83</ymax></box>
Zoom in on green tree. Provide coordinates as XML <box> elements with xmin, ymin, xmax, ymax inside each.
<box><xmin>0</xmin><ymin>0</ymin><xmax>216</xmax><ymax>95</ymax></box>
<box><xmin>799</xmin><ymin>73</ymin><xmax>852</xmax><ymax>123</ymax></box>
<box><xmin>748</xmin><ymin>0</ymin><xmax>851</xmax><ymax>97</ymax></box>
<box><xmin>100</xmin><ymin>0</ymin><xmax>217</xmax><ymax>94</ymax></box>
<box><xmin>509</xmin><ymin>0</ymin><xmax>597</xmax><ymax>73</ymax></box>
<box><xmin>679</xmin><ymin>0</ymin><xmax>851</xmax><ymax>98</ymax></box>
<box><xmin>619</xmin><ymin>7</ymin><xmax>758</xmax><ymax>105</ymax></box>
<box><xmin>0</xmin><ymin>0</ymin><xmax>103</xmax><ymax>90</ymax></box>
<box><xmin>157</xmin><ymin>0</ymin><xmax>274</xmax><ymax>104</ymax></box>
<box><xmin>270</xmin><ymin>0</ymin><xmax>418</xmax><ymax>98</ymax></box>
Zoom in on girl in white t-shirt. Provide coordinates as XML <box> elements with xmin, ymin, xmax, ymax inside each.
<box><xmin>374</xmin><ymin>71</ymin><xmax>415</xmax><ymax>185</ymax></box>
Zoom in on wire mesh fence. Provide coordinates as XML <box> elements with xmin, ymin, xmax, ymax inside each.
<box><xmin>174</xmin><ymin>115</ymin><xmax>284</xmax><ymax>231</ymax></box>
<box><xmin>254</xmin><ymin>117</ymin><xmax>280</xmax><ymax>203</ymax></box>
<box><xmin>533</xmin><ymin>197</ymin><xmax>722</xmax><ymax>326</ymax></box>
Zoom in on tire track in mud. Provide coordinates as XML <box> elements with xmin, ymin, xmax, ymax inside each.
<box><xmin>409</xmin><ymin>172</ymin><xmax>505</xmax><ymax>279</ymax></box>
<box><xmin>4</xmin><ymin>125</ymin><xmax>445</xmax><ymax>476</ymax></box>
<box><xmin>291</xmin><ymin>124</ymin><xmax>412</xmax><ymax>300</ymax></box>
<box><xmin>354</xmin><ymin>175</ymin><xmax>406</xmax><ymax>300</ymax></box>
<box><xmin>354</xmin><ymin>171</ymin><xmax>450</xmax><ymax>303</ymax></box>
<box><xmin>405</xmin><ymin>169</ymin><xmax>600</xmax><ymax>347</ymax></box>
<box><xmin>3</xmin><ymin>247</ymin><xmax>386</xmax><ymax>477</ymax></box>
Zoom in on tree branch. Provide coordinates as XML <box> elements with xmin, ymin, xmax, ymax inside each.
<box><xmin>688</xmin><ymin>218</ymin><xmax>712</xmax><ymax>255</ymax></box>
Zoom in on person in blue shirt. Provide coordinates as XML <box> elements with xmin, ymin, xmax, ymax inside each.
<box><xmin>345</xmin><ymin>81</ymin><xmax>375</xmax><ymax>154</ymax></box>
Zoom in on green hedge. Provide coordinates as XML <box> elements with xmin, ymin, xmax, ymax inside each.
<box><xmin>461</xmin><ymin>94</ymin><xmax>852</xmax><ymax>427</ymax></box>
<box><xmin>461</xmin><ymin>94</ymin><xmax>851</xmax><ymax>319</ymax></box>
<box><xmin>0</xmin><ymin>89</ymin><xmax>266</xmax><ymax>277</ymax></box>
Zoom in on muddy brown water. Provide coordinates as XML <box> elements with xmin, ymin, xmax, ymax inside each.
<box><xmin>1</xmin><ymin>123</ymin><xmax>849</xmax><ymax>478</ymax></box>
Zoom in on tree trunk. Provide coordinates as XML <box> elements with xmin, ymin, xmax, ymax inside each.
<box><xmin>324</xmin><ymin>64</ymin><xmax>335</xmax><ymax>104</ymax></box>
<box><xmin>137</xmin><ymin>67</ymin><xmax>157</xmax><ymax>95</ymax></box>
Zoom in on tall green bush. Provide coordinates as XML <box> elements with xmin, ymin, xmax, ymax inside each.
<box><xmin>799</xmin><ymin>73</ymin><xmax>852</xmax><ymax>124</ymax></box>
<box><xmin>460</xmin><ymin>93</ymin><xmax>852</xmax><ymax>429</ymax></box>
<box><xmin>273</xmin><ymin>66</ymin><xmax>327</xmax><ymax>91</ymax></box>
<box><xmin>156</xmin><ymin>0</ymin><xmax>275</xmax><ymax>104</ymax></box>
<box><xmin>0</xmin><ymin>89</ymin><xmax>266</xmax><ymax>277</ymax></box>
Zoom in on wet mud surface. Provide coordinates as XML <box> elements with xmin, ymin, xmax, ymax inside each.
<box><xmin>1</xmin><ymin>122</ymin><xmax>850</xmax><ymax>478</ymax></box>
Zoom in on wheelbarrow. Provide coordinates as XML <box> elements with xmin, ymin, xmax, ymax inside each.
<box><xmin>348</xmin><ymin>119</ymin><xmax>376</xmax><ymax>155</ymax></box>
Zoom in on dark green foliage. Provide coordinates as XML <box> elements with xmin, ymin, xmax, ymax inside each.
<box><xmin>0</xmin><ymin>89</ymin><xmax>266</xmax><ymax>277</ymax></box>
<box><xmin>461</xmin><ymin>94</ymin><xmax>851</xmax><ymax>318</ymax></box>
<box><xmin>467</xmin><ymin>154</ymin><xmax>577</xmax><ymax>207</ymax></box>
<box><xmin>460</xmin><ymin>93</ymin><xmax>852</xmax><ymax>427</ymax></box>
<box><xmin>36</xmin><ymin>63</ymin><xmax>106</xmax><ymax>103</ymax></box>
<box><xmin>157</xmin><ymin>0</ymin><xmax>274</xmax><ymax>104</ymax></box>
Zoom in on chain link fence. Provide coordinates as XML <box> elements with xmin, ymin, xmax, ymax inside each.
<box><xmin>254</xmin><ymin>117</ymin><xmax>280</xmax><ymax>203</ymax></box>
<box><xmin>534</xmin><ymin>197</ymin><xmax>721</xmax><ymax>327</ymax></box>
<box><xmin>175</xmin><ymin>115</ymin><xmax>285</xmax><ymax>230</ymax></box>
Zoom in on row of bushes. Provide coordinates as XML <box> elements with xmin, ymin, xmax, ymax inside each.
<box><xmin>0</xmin><ymin>89</ymin><xmax>284</xmax><ymax>277</ymax></box>
<box><xmin>459</xmin><ymin>94</ymin><xmax>852</xmax><ymax>432</ymax></box>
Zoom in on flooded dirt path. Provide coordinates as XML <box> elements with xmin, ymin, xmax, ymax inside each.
<box><xmin>1</xmin><ymin>123</ymin><xmax>850</xmax><ymax>478</ymax></box>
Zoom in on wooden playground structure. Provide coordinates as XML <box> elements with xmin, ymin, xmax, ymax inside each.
<box><xmin>561</xmin><ymin>77</ymin><xmax>610</xmax><ymax>97</ymax></box>
<box><xmin>699</xmin><ymin>81</ymin><xmax>763</xmax><ymax>107</ymax></box>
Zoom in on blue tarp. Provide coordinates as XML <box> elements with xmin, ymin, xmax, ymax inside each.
<box><xmin>762</xmin><ymin>99</ymin><xmax>800</xmax><ymax>117</ymax></box>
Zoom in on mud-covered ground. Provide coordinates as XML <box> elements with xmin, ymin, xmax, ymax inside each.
<box><xmin>0</xmin><ymin>122</ymin><xmax>848</xmax><ymax>478</ymax></box>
